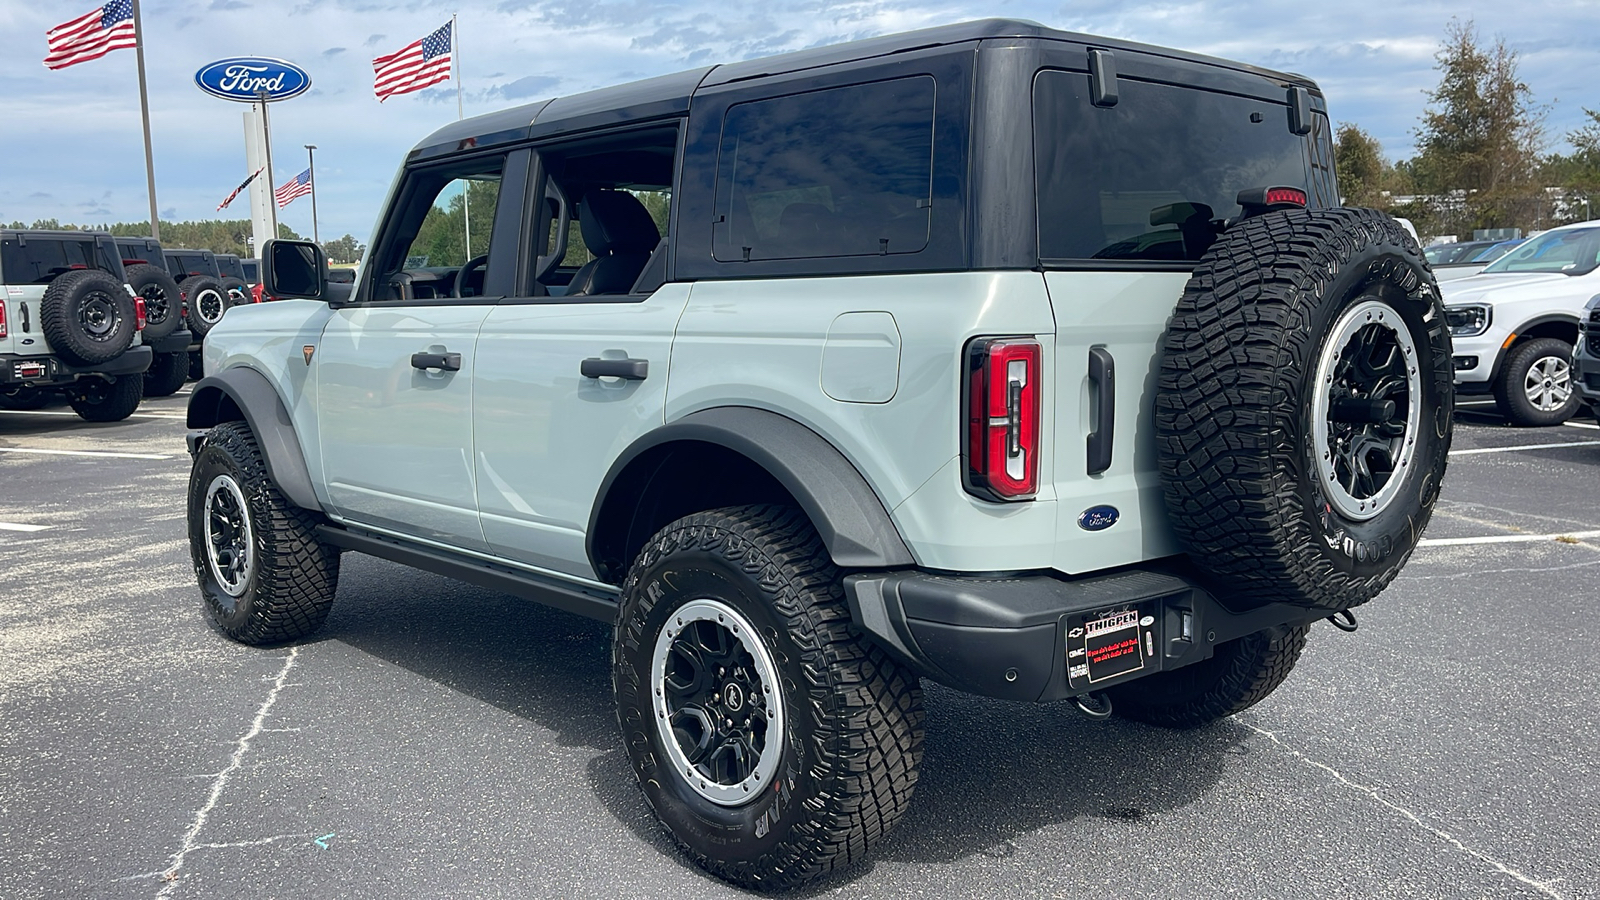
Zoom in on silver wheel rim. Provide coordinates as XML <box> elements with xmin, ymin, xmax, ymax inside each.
<box><xmin>1523</xmin><ymin>355</ymin><xmax>1572</xmax><ymax>412</ymax></box>
<box><xmin>203</xmin><ymin>473</ymin><xmax>255</xmax><ymax>597</ymax></box>
<box><xmin>195</xmin><ymin>289</ymin><xmax>225</xmax><ymax>325</ymax></box>
<box><xmin>649</xmin><ymin>599</ymin><xmax>784</xmax><ymax>807</ymax></box>
<box><xmin>1312</xmin><ymin>298</ymin><xmax>1423</xmax><ymax>521</ymax></box>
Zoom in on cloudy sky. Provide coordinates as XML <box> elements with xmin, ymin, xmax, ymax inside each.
<box><xmin>1</xmin><ymin>0</ymin><xmax>1596</xmax><ymax>243</ymax></box>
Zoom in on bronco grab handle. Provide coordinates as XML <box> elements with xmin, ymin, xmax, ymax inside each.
<box><xmin>1087</xmin><ymin>346</ymin><xmax>1115</xmax><ymax>475</ymax></box>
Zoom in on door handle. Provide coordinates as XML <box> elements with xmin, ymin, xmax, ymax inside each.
<box><xmin>1087</xmin><ymin>346</ymin><xmax>1115</xmax><ymax>475</ymax></box>
<box><xmin>411</xmin><ymin>351</ymin><xmax>461</xmax><ymax>372</ymax></box>
<box><xmin>581</xmin><ymin>357</ymin><xmax>648</xmax><ymax>380</ymax></box>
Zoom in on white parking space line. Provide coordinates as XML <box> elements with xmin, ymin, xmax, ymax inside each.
<box><xmin>0</xmin><ymin>409</ymin><xmax>187</xmax><ymax>421</ymax></box>
<box><xmin>1420</xmin><ymin>530</ymin><xmax>1600</xmax><ymax>547</ymax></box>
<box><xmin>1449</xmin><ymin>439</ymin><xmax>1600</xmax><ymax>456</ymax></box>
<box><xmin>0</xmin><ymin>521</ymin><xmax>50</xmax><ymax>532</ymax></box>
<box><xmin>0</xmin><ymin>447</ymin><xmax>172</xmax><ymax>460</ymax></box>
<box><xmin>1564</xmin><ymin>421</ymin><xmax>1599</xmax><ymax>430</ymax></box>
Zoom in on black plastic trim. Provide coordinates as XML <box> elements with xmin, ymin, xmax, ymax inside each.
<box><xmin>151</xmin><ymin>329</ymin><xmax>195</xmax><ymax>354</ymax></box>
<box><xmin>185</xmin><ymin>367</ymin><xmax>321</xmax><ymax>512</ymax></box>
<box><xmin>317</xmin><ymin>524</ymin><xmax>619</xmax><ymax>622</ymax></box>
<box><xmin>0</xmin><ymin>345</ymin><xmax>152</xmax><ymax>384</ymax></box>
<box><xmin>588</xmin><ymin>407</ymin><xmax>915</xmax><ymax>579</ymax></box>
<box><xmin>1086</xmin><ymin>346</ymin><xmax>1114</xmax><ymax>475</ymax></box>
<box><xmin>1088</xmin><ymin>48</ymin><xmax>1118</xmax><ymax>106</ymax></box>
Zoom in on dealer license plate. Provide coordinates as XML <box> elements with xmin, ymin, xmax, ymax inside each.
<box><xmin>1066</xmin><ymin>606</ymin><xmax>1156</xmax><ymax>687</ymax></box>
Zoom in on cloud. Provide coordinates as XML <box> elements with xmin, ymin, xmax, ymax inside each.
<box><xmin>364</xmin><ymin>34</ymin><xmax>387</xmax><ymax>47</ymax></box>
<box><xmin>492</xmin><ymin>75</ymin><xmax>560</xmax><ymax>100</ymax></box>
<box><xmin>210</xmin><ymin>0</ymin><xmax>249</xmax><ymax>9</ymax></box>
<box><xmin>29</xmin><ymin>192</ymin><xmax>52</xmax><ymax>200</ymax></box>
<box><xmin>324</xmin><ymin>47</ymin><xmax>347</xmax><ymax>57</ymax></box>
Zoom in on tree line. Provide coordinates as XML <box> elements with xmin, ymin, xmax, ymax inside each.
<box><xmin>1336</xmin><ymin>19</ymin><xmax>1595</xmax><ymax>240</ymax></box>
<box><xmin>1</xmin><ymin>217</ymin><xmax>366</xmax><ymax>264</ymax></box>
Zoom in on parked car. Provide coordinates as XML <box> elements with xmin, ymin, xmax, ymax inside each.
<box><xmin>1574</xmin><ymin>293</ymin><xmax>1600</xmax><ymax>412</ymax></box>
<box><xmin>1441</xmin><ymin>221</ymin><xmax>1600</xmax><ymax>425</ymax></box>
<box><xmin>184</xmin><ymin>19</ymin><xmax>1453</xmax><ymax>890</ymax></box>
<box><xmin>1426</xmin><ymin>240</ymin><xmax>1501</xmax><ymax>266</ymax></box>
<box><xmin>0</xmin><ymin>229</ymin><xmax>150</xmax><ymax>420</ymax></box>
<box><xmin>215</xmin><ymin>253</ymin><xmax>252</xmax><ymax>305</ymax></box>
<box><xmin>163</xmin><ymin>248</ymin><xmax>239</xmax><ymax>338</ymax></box>
<box><xmin>1432</xmin><ymin>238</ymin><xmax>1527</xmax><ymax>282</ymax></box>
<box><xmin>115</xmin><ymin>237</ymin><xmax>196</xmax><ymax>397</ymax></box>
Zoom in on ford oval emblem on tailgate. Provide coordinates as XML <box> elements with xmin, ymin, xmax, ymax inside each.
<box><xmin>1078</xmin><ymin>505</ymin><xmax>1119</xmax><ymax>531</ymax></box>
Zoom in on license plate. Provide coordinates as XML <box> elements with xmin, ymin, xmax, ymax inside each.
<box><xmin>14</xmin><ymin>360</ymin><xmax>47</xmax><ymax>379</ymax></box>
<box><xmin>1067</xmin><ymin>606</ymin><xmax>1155</xmax><ymax>686</ymax></box>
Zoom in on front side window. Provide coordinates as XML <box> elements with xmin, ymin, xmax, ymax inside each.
<box><xmin>1</xmin><ymin>236</ymin><xmax>117</xmax><ymax>285</ymax></box>
<box><xmin>713</xmin><ymin>76</ymin><xmax>936</xmax><ymax>261</ymax></box>
<box><xmin>371</xmin><ymin>156</ymin><xmax>505</xmax><ymax>300</ymax></box>
<box><xmin>1034</xmin><ymin>71</ymin><xmax>1313</xmax><ymax>263</ymax></box>
<box><xmin>1481</xmin><ymin>227</ymin><xmax>1600</xmax><ymax>275</ymax></box>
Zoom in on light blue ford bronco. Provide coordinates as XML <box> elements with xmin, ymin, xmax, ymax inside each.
<box><xmin>185</xmin><ymin>19</ymin><xmax>1454</xmax><ymax>889</ymax></box>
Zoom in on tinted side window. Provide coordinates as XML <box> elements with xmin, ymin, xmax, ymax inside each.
<box><xmin>713</xmin><ymin>76</ymin><xmax>935</xmax><ymax>261</ymax></box>
<box><xmin>1034</xmin><ymin>71</ymin><xmax>1312</xmax><ymax>263</ymax></box>
<box><xmin>0</xmin><ymin>237</ymin><xmax>117</xmax><ymax>285</ymax></box>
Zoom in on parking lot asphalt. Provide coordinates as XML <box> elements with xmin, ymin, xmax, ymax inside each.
<box><xmin>2</xmin><ymin>392</ymin><xmax>1598</xmax><ymax>899</ymax></box>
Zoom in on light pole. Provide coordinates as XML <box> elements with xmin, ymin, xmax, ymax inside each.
<box><xmin>304</xmin><ymin>144</ymin><xmax>320</xmax><ymax>246</ymax></box>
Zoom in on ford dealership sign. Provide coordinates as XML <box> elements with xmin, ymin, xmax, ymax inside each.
<box><xmin>195</xmin><ymin>58</ymin><xmax>311</xmax><ymax>102</ymax></box>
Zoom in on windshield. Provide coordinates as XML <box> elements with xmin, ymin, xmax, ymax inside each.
<box><xmin>1481</xmin><ymin>227</ymin><xmax>1600</xmax><ymax>274</ymax></box>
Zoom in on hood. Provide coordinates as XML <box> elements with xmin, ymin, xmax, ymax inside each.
<box><xmin>1440</xmin><ymin>271</ymin><xmax>1571</xmax><ymax>305</ymax></box>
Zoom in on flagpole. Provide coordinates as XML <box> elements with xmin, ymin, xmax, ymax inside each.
<box><xmin>130</xmin><ymin>0</ymin><xmax>160</xmax><ymax>240</ymax></box>
<box><xmin>454</xmin><ymin>13</ymin><xmax>471</xmax><ymax>260</ymax></box>
<box><xmin>305</xmin><ymin>145</ymin><xmax>319</xmax><ymax>245</ymax></box>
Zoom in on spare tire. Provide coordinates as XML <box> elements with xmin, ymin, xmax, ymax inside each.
<box><xmin>125</xmin><ymin>263</ymin><xmax>183</xmax><ymax>341</ymax></box>
<box><xmin>1156</xmin><ymin>207</ymin><xmax>1452</xmax><ymax>613</ymax></box>
<box><xmin>181</xmin><ymin>276</ymin><xmax>229</xmax><ymax>337</ymax></box>
<box><xmin>221</xmin><ymin>275</ymin><xmax>249</xmax><ymax>307</ymax></box>
<box><xmin>40</xmin><ymin>269</ymin><xmax>137</xmax><ymax>366</ymax></box>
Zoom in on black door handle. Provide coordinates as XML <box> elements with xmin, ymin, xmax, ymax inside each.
<box><xmin>581</xmin><ymin>357</ymin><xmax>648</xmax><ymax>380</ymax></box>
<box><xmin>411</xmin><ymin>351</ymin><xmax>461</xmax><ymax>372</ymax></box>
<box><xmin>1087</xmin><ymin>346</ymin><xmax>1115</xmax><ymax>475</ymax></box>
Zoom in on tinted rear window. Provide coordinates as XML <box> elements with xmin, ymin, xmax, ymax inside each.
<box><xmin>1034</xmin><ymin>71</ymin><xmax>1314</xmax><ymax>263</ymax></box>
<box><xmin>1</xmin><ymin>236</ymin><xmax>119</xmax><ymax>285</ymax></box>
<box><xmin>713</xmin><ymin>76</ymin><xmax>936</xmax><ymax>261</ymax></box>
<box><xmin>216</xmin><ymin>257</ymin><xmax>245</xmax><ymax>279</ymax></box>
<box><xmin>117</xmin><ymin>241</ymin><xmax>163</xmax><ymax>267</ymax></box>
<box><xmin>167</xmin><ymin>253</ymin><xmax>215</xmax><ymax>277</ymax></box>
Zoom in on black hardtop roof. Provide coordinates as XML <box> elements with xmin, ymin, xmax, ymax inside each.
<box><xmin>1</xmin><ymin>228</ymin><xmax>116</xmax><ymax>241</ymax></box>
<box><xmin>412</xmin><ymin>18</ymin><xmax>1319</xmax><ymax>157</ymax></box>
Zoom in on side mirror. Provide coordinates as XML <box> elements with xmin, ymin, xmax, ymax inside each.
<box><xmin>262</xmin><ymin>239</ymin><xmax>327</xmax><ymax>300</ymax></box>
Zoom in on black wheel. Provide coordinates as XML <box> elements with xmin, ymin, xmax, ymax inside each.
<box><xmin>187</xmin><ymin>421</ymin><xmax>339</xmax><ymax>644</ymax></box>
<box><xmin>0</xmin><ymin>388</ymin><xmax>57</xmax><ymax>411</ymax></box>
<box><xmin>69</xmin><ymin>375</ymin><xmax>143</xmax><ymax>422</ymax></box>
<box><xmin>221</xmin><ymin>275</ymin><xmax>249</xmax><ymax>307</ymax></box>
<box><xmin>124</xmin><ymin>263</ymin><xmax>183</xmax><ymax>341</ymax></box>
<box><xmin>614</xmin><ymin>505</ymin><xmax>924</xmax><ymax>891</ymax></box>
<box><xmin>181</xmin><ymin>276</ymin><xmax>229</xmax><ymax>337</ymax></box>
<box><xmin>144</xmin><ymin>351</ymin><xmax>189</xmax><ymax>398</ymax></box>
<box><xmin>1157</xmin><ymin>208</ymin><xmax>1453</xmax><ymax>612</ymax></box>
<box><xmin>1494</xmin><ymin>337</ymin><xmax>1580</xmax><ymax>426</ymax></box>
<box><xmin>40</xmin><ymin>269</ymin><xmax>137</xmax><ymax>366</ymax></box>
<box><xmin>1109</xmin><ymin>625</ymin><xmax>1309</xmax><ymax>729</ymax></box>
<box><xmin>188</xmin><ymin>351</ymin><xmax>205</xmax><ymax>382</ymax></box>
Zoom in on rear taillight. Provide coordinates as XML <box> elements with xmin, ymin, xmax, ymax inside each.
<box><xmin>0</xmin><ymin>302</ymin><xmax>7</xmax><ymax>339</ymax></box>
<box><xmin>963</xmin><ymin>337</ymin><xmax>1041</xmax><ymax>501</ymax></box>
<box><xmin>135</xmin><ymin>297</ymin><xmax>147</xmax><ymax>331</ymax></box>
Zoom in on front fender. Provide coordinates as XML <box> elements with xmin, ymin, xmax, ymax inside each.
<box><xmin>186</xmin><ymin>367</ymin><xmax>320</xmax><ymax>512</ymax></box>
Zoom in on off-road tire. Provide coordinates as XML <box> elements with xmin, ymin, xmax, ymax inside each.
<box><xmin>0</xmin><ymin>388</ymin><xmax>56</xmax><ymax>411</ymax></box>
<box><xmin>40</xmin><ymin>268</ymin><xmax>137</xmax><ymax>366</ymax></box>
<box><xmin>69</xmin><ymin>375</ymin><xmax>143</xmax><ymax>422</ymax></box>
<box><xmin>125</xmin><ymin>263</ymin><xmax>183</xmax><ymax>341</ymax></box>
<box><xmin>614</xmin><ymin>505</ymin><xmax>924</xmax><ymax>891</ymax></box>
<box><xmin>181</xmin><ymin>275</ymin><xmax>230</xmax><ymax>337</ymax></box>
<box><xmin>1109</xmin><ymin>625</ymin><xmax>1309</xmax><ymax>729</ymax></box>
<box><xmin>187</xmin><ymin>421</ymin><xmax>339</xmax><ymax>644</ymax></box>
<box><xmin>221</xmin><ymin>275</ymin><xmax>249</xmax><ymax>307</ymax></box>
<box><xmin>1493</xmin><ymin>337</ymin><xmax>1580</xmax><ymax>427</ymax></box>
<box><xmin>1157</xmin><ymin>207</ymin><xmax>1453</xmax><ymax>612</ymax></box>
<box><xmin>144</xmin><ymin>351</ymin><xmax>189</xmax><ymax>398</ymax></box>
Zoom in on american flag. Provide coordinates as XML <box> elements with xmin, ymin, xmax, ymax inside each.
<box><xmin>217</xmin><ymin>166</ymin><xmax>264</xmax><ymax>211</ymax></box>
<box><xmin>372</xmin><ymin>21</ymin><xmax>452</xmax><ymax>102</ymax></box>
<box><xmin>275</xmin><ymin>169</ymin><xmax>313</xmax><ymax>208</ymax></box>
<box><xmin>44</xmin><ymin>1</ymin><xmax>137</xmax><ymax>70</ymax></box>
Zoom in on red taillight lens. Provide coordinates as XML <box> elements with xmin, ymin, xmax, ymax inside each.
<box><xmin>963</xmin><ymin>337</ymin><xmax>1041</xmax><ymax>501</ymax></box>
<box><xmin>1264</xmin><ymin>187</ymin><xmax>1307</xmax><ymax>207</ymax></box>
<box><xmin>135</xmin><ymin>296</ymin><xmax>147</xmax><ymax>331</ymax></box>
<box><xmin>0</xmin><ymin>302</ymin><xmax>7</xmax><ymax>339</ymax></box>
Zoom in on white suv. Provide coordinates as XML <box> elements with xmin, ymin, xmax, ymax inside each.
<box><xmin>182</xmin><ymin>20</ymin><xmax>1454</xmax><ymax>890</ymax></box>
<box><xmin>1441</xmin><ymin>221</ymin><xmax>1600</xmax><ymax>425</ymax></box>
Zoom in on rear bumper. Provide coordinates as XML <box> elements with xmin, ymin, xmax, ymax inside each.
<box><xmin>846</xmin><ymin>566</ymin><xmax>1320</xmax><ymax>703</ymax></box>
<box><xmin>151</xmin><ymin>329</ymin><xmax>196</xmax><ymax>354</ymax></box>
<box><xmin>1576</xmin><ymin>329</ymin><xmax>1600</xmax><ymax>404</ymax></box>
<box><xmin>1</xmin><ymin>346</ymin><xmax>153</xmax><ymax>387</ymax></box>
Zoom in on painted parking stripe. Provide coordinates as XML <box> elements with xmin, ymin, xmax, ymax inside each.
<box><xmin>0</xmin><ymin>447</ymin><xmax>172</xmax><ymax>460</ymax></box>
<box><xmin>0</xmin><ymin>521</ymin><xmax>50</xmax><ymax>532</ymax></box>
<box><xmin>1564</xmin><ymin>421</ymin><xmax>1599</xmax><ymax>430</ymax></box>
<box><xmin>1419</xmin><ymin>530</ymin><xmax>1600</xmax><ymax>547</ymax></box>
<box><xmin>0</xmin><ymin>409</ymin><xmax>187</xmax><ymax>421</ymax></box>
<box><xmin>1449</xmin><ymin>439</ymin><xmax>1600</xmax><ymax>456</ymax></box>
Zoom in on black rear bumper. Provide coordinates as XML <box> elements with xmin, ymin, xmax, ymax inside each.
<box><xmin>846</xmin><ymin>567</ymin><xmax>1320</xmax><ymax>703</ymax></box>
<box><xmin>1</xmin><ymin>345</ymin><xmax>153</xmax><ymax>387</ymax></box>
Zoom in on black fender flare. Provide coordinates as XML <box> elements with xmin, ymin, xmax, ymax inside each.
<box><xmin>1488</xmin><ymin>312</ymin><xmax>1580</xmax><ymax>383</ymax></box>
<box><xmin>186</xmin><ymin>367</ymin><xmax>321</xmax><ymax>512</ymax></box>
<box><xmin>588</xmin><ymin>407</ymin><xmax>914</xmax><ymax>578</ymax></box>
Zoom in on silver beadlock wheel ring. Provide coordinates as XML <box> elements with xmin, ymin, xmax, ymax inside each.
<box><xmin>1523</xmin><ymin>355</ymin><xmax>1572</xmax><ymax>412</ymax></box>
<box><xmin>1311</xmin><ymin>298</ymin><xmax>1423</xmax><ymax>521</ymax></box>
<box><xmin>204</xmin><ymin>473</ymin><xmax>255</xmax><ymax>598</ymax></box>
<box><xmin>650</xmin><ymin>598</ymin><xmax>785</xmax><ymax>807</ymax></box>
<box><xmin>195</xmin><ymin>289</ymin><xmax>225</xmax><ymax>325</ymax></box>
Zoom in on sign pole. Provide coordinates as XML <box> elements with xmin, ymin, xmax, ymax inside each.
<box><xmin>258</xmin><ymin>90</ymin><xmax>278</xmax><ymax>239</ymax></box>
<box><xmin>454</xmin><ymin>13</ymin><xmax>470</xmax><ymax>260</ymax></box>
<box><xmin>130</xmin><ymin>0</ymin><xmax>160</xmax><ymax>240</ymax></box>
<box><xmin>305</xmin><ymin>145</ymin><xmax>319</xmax><ymax>245</ymax></box>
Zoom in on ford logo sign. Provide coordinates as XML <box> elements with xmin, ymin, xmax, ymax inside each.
<box><xmin>195</xmin><ymin>58</ymin><xmax>311</xmax><ymax>103</ymax></box>
<box><xmin>1077</xmin><ymin>505</ymin><xmax>1120</xmax><ymax>531</ymax></box>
